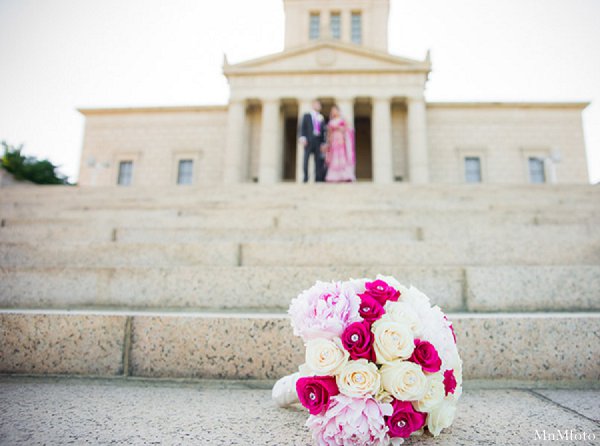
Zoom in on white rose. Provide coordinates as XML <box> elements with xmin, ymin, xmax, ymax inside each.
<box><xmin>380</xmin><ymin>360</ymin><xmax>428</xmax><ymax>401</ymax></box>
<box><xmin>336</xmin><ymin>359</ymin><xmax>381</xmax><ymax>398</ymax></box>
<box><xmin>305</xmin><ymin>338</ymin><xmax>348</xmax><ymax>375</ymax></box>
<box><xmin>372</xmin><ymin>320</ymin><xmax>415</xmax><ymax>364</ymax></box>
<box><xmin>382</xmin><ymin>301</ymin><xmax>423</xmax><ymax>336</ymax></box>
<box><xmin>413</xmin><ymin>373</ymin><xmax>445</xmax><ymax>412</ymax></box>
<box><xmin>427</xmin><ymin>400</ymin><xmax>457</xmax><ymax>436</ymax></box>
<box><xmin>375</xmin><ymin>388</ymin><xmax>394</xmax><ymax>404</ymax></box>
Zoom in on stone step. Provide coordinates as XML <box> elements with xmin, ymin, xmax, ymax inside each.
<box><xmin>0</xmin><ymin>242</ymin><xmax>239</xmax><ymax>268</ymax></box>
<box><xmin>1</xmin><ymin>266</ymin><xmax>598</xmax><ymax>312</ymax></box>
<box><xmin>1</xmin><ymin>183</ymin><xmax>598</xmax><ymax>206</ymax></box>
<box><xmin>1</xmin><ymin>377</ymin><xmax>598</xmax><ymax>446</ymax></box>
<box><xmin>2</xmin><ymin>194</ymin><xmax>599</xmax><ymax>216</ymax></box>
<box><xmin>2</xmin><ymin>238</ymin><xmax>599</xmax><ymax>268</ymax></box>
<box><xmin>0</xmin><ymin>266</ymin><xmax>464</xmax><ymax>311</ymax></box>
<box><xmin>1</xmin><ymin>309</ymin><xmax>598</xmax><ymax>381</ymax></box>
<box><xmin>0</xmin><ymin>226</ymin><xmax>420</xmax><ymax>244</ymax></box>
<box><xmin>1</xmin><ymin>221</ymin><xmax>597</xmax><ymax>245</ymax></box>
<box><xmin>240</xmin><ymin>240</ymin><xmax>600</xmax><ymax>266</ymax></box>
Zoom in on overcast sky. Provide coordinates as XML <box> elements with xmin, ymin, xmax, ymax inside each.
<box><xmin>1</xmin><ymin>0</ymin><xmax>599</xmax><ymax>183</ymax></box>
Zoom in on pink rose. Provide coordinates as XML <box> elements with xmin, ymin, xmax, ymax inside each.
<box><xmin>359</xmin><ymin>280</ymin><xmax>401</xmax><ymax>306</ymax></box>
<box><xmin>307</xmin><ymin>395</ymin><xmax>392</xmax><ymax>446</ymax></box>
<box><xmin>387</xmin><ymin>400</ymin><xmax>426</xmax><ymax>438</ymax></box>
<box><xmin>358</xmin><ymin>294</ymin><xmax>385</xmax><ymax>323</ymax></box>
<box><xmin>296</xmin><ymin>376</ymin><xmax>340</xmax><ymax>415</ymax></box>
<box><xmin>409</xmin><ymin>339</ymin><xmax>442</xmax><ymax>373</ymax></box>
<box><xmin>341</xmin><ymin>321</ymin><xmax>375</xmax><ymax>361</ymax></box>
<box><xmin>443</xmin><ymin>369</ymin><xmax>457</xmax><ymax>395</ymax></box>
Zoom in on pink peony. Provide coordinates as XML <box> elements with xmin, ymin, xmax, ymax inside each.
<box><xmin>289</xmin><ymin>281</ymin><xmax>362</xmax><ymax>341</ymax></box>
<box><xmin>443</xmin><ymin>369</ymin><xmax>457</xmax><ymax>395</ymax></box>
<box><xmin>359</xmin><ymin>280</ymin><xmax>401</xmax><ymax>306</ymax></box>
<box><xmin>387</xmin><ymin>400</ymin><xmax>426</xmax><ymax>439</ymax></box>
<box><xmin>444</xmin><ymin>315</ymin><xmax>457</xmax><ymax>344</ymax></box>
<box><xmin>409</xmin><ymin>339</ymin><xmax>442</xmax><ymax>373</ymax></box>
<box><xmin>307</xmin><ymin>395</ymin><xmax>392</xmax><ymax>446</ymax></box>
<box><xmin>358</xmin><ymin>294</ymin><xmax>386</xmax><ymax>323</ymax></box>
<box><xmin>296</xmin><ymin>376</ymin><xmax>340</xmax><ymax>415</ymax></box>
<box><xmin>341</xmin><ymin>321</ymin><xmax>375</xmax><ymax>361</ymax></box>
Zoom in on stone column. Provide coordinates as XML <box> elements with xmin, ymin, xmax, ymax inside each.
<box><xmin>259</xmin><ymin>98</ymin><xmax>281</xmax><ymax>184</ymax></box>
<box><xmin>407</xmin><ymin>96</ymin><xmax>430</xmax><ymax>183</ymax></box>
<box><xmin>296</xmin><ymin>99</ymin><xmax>313</xmax><ymax>182</ymax></box>
<box><xmin>371</xmin><ymin>97</ymin><xmax>394</xmax><ymax>184</ymax></box>
<box><xmin>336</xmin><ymin>98</ymin><xmax>354</xmax><ymax>129</ymax></box>
<box><xmin>223</xmin><ymin>100</ymin><xmax>246</xmax><ymax>183</ymax></box>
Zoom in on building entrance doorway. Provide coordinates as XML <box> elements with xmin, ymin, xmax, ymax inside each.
<box><xmin>354</xmin><ymin>116</ymin><xmax>373</xmax><ymax>180</ymax></box>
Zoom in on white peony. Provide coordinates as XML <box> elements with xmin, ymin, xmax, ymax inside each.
<box><xmin>380</xmin><ymin>360</ymin><xmax>428</xmax><ymax>401</ymax></box>
<box><xmin>372</xmin><ymin>320</ymin><xmax>415</xmax><ymax>364</ymax></box>
<box><xmin>427</xmin><ymin>400</ymin><xmax>457</xmax><ymax>436</ymax></box>
<box><xmin>336</xmin><ymin>359</ymin><xmax>381</xmax><ymax>398</ymax></box>
<box><xmin>305</xmin><ymin>338</ymin><xmax>349</xmax><ymax>375</ymax></box>
<box><xmin>413</xmin><ymin>372</ymin><xmax>446</xmax><ymax>412</ymax></box>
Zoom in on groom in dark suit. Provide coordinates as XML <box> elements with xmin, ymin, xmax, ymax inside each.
<box><xmin>299</xmin><ymin>100</ymin><xmax>327</xmax><ymax>182</ymax></box>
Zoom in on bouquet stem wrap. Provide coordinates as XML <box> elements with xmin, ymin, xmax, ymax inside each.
<box><xmin>272</xmin><ymin>372</ymin><xmax>300</xmax><ymax>408</ymax></box>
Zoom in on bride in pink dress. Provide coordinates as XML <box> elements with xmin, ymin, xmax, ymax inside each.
<box><xmin>324</xmin><ymin>105</ymin><xmax>356</xmax><ymax>182</ymax></box>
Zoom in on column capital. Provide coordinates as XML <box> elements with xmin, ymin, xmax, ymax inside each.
<box><xmin>372</xmin><ymin>96</ymin><xmax>392</xmax><ymax>104</ymax></box>
<box><xmin>406</xmin><ymin>95</ymin><xmax>426</xmax><ymax>104</ymax></box>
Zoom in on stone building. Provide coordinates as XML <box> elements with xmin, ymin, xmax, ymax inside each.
<box><xmin>77</xmin><ymin>0</ymin><xmax>590</xmax><ymax>186</ymax></box>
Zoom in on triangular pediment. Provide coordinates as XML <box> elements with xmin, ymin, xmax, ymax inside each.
<box><xmin>223</xmin><ymin>41</ymin><xmax>430</xmax><ymax>76</ymax></box>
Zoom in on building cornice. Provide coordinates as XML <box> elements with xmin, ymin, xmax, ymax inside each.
<box><xmin>78</xmin><ymin>105</ymin><xmax>228</xmax><ymax>116</ymax></box>
<box><xmin>427</xmin><ymin>101</ymin><xmax>590</xmax><ymax>110</ymax></box>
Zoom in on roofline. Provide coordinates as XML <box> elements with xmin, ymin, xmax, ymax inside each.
<box><xmin>427</xmin><ymin>101</ymin><xmax>590</xmax><ymax>110</ymax></box>
<box><xmin>223</xmin><ymin>40</ymin><xmax>430</xmax><ymax>76</ymax></box>
<box><xmin>77</xmin><ymin>105</ymin><xmax>228</xmax><ymax>115</ymax></box>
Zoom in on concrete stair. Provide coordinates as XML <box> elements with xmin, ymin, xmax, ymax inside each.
<box><xmin>1</xmin><ymin>183</ymin><xmax>599</xmax><ymax>384</ymax></box>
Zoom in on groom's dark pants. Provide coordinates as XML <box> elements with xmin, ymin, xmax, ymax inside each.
<box><xmin>304</xmin><ymin>137</ymin><xmax>326</xmax><ymax>182</ymax></box>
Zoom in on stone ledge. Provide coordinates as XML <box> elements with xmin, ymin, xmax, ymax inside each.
<box><xmin>1</xmin><ymin>310</ymin><xmax>598</xmax><ymax>381</ymax></box>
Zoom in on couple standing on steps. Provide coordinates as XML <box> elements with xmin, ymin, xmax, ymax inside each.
<box><xmin>299</xmin><ymin>99</ymin><xmax>356</xmax><ymax>183</ymax></box>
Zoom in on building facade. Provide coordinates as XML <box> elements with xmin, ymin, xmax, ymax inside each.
<box><xmin>78</xmin><ymin>0</ymin><xmax>590</xmax><ymax>186</ymax></box>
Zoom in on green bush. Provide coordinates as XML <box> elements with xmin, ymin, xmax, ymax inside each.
<box><xmin>1</xmin><ymin>141</ymin><xmax>70</xmax><ymax>185</ymax></box>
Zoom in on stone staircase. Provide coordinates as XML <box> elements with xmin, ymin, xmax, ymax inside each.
<box><xmin>1</xmin><ymin>184</ymin><xmax>599</xmax><ymax>384</ymax></box>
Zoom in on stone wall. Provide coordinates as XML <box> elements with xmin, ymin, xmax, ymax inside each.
<box><xmin>78</xmin><ymin>107</ymin><xmax>228</xmax><ymax>187</ymax></box>
<box><xmin>426</xmin><ymin>103</ymin><xmax>589</xmax><ymax>184</ymax></box>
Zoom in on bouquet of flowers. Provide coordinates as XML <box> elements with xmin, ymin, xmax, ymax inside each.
<box><xmin>272</xmin><ymin>275</ymin><xmax>462</xmax><ymax>445</ymax></box>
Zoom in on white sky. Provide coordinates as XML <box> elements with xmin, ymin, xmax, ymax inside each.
<box><xmin>0</xmin><ymin>0</ymin><xmax>599</xmax><ymax>183</ymax></box>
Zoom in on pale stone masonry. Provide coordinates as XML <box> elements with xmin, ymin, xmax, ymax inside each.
<box><xmin>77</xmin><ymin>0</ymin><xmax>590</xmax><ymax>186</ymax></box>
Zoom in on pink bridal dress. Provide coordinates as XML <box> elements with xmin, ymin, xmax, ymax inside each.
<box><xmin>325</xmin><ymin>118</ymin><xmax>356</xmax><ymax>182</ymax></box>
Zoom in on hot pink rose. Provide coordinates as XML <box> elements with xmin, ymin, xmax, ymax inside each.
<box><xmin>409</xmin><ymin>339</ymin><xmax>442</xmax><ymax>373</ymax></box>
<box><xmin>359</xmin><ymin>280</ymin><xmax>401</xmax><ymax>306</ymax></box>
<box><xmin>386</xmin><ymin>400</ymin><xmax>426</xmax><ymax>438</ymax></box>
<box><xmin>443</xmin><ymin>369</ymin><xmax>457</xmax><ymax>395</ymax></box>
<box><xmin>358</xmin><ymin>295</ymin><xmax>385</xmax><ymax>323</ymax></box>
<box><xmin>296</xmin><ymin>376</ymin><xmax>340</xmax><ymax>415</ymax></box>
<box><xmin>341</xmin><ymin>321</ymin><xmax>375</xmax><ymax>361</ymax></box>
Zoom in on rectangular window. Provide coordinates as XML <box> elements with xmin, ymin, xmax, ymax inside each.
<box><xmin>177</xmin><ymin>159</ymin><xmax>194</xmax><ymax>185</ymax></box>
<box><xmin>309</xmin><ymin>13</ymin><xmax>320</xmax><ymax>40</ymax></box>
<box><xmin>351</xmin><ymin>12</ymin><xmax>362</xmax><ymax>44</ymax></box>
<box><xmin>330</xmin><ymin>12</ymin><xmax>341</xmax><ymax>39</ymax></box>
<box><xmin>528</xmin><ymin>157</ymin><xmax>546</xmax><ymax>183</ymax></box>
<box><xmin>117</xmin><ymin>161</ymin><xmax>133</xmax><ymax>186</ymax></box>
<box><xmin>464</xmin><ymin>157</ymin><xmax>482</xmax><ymax>183</ymax></box>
